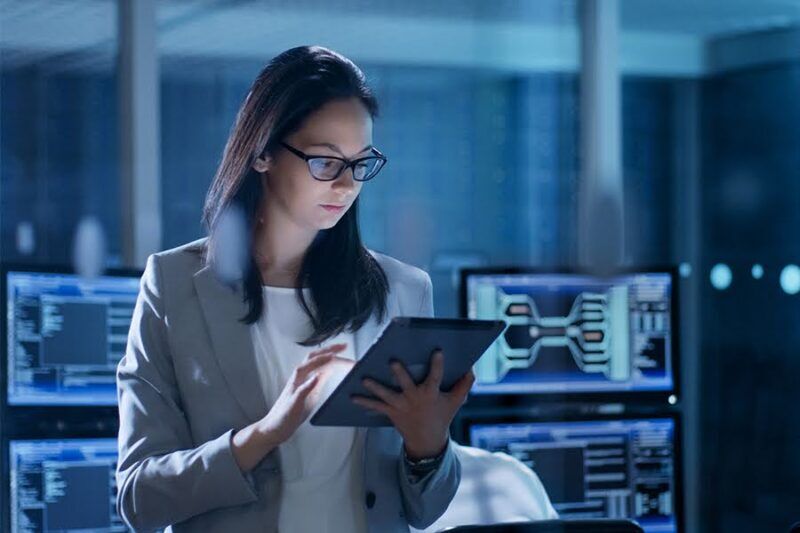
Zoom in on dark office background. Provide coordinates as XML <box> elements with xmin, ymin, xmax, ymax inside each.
<box><xmin>2</xmin><ymin>1</ymin><xmax>800</xmax><ymax>532</ymax></box>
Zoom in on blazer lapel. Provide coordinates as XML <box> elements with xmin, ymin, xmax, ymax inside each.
<box><xmin>193</xmin><ymin>265</ymin><xmax>268</xmax><ymax>423</ymax></box>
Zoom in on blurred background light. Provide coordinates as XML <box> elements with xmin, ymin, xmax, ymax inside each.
<box><xmin>710</xmin><ymin>263</ymin><xmax>732</xmax><ymax>291</ymax></box>
<box><xmin>779</xmin><ymin>264</ymin><xmax>800</xmax><ymax>295</ymax></box>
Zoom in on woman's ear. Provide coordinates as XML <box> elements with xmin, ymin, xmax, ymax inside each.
<box><xmin>253</xmin><ymin>155</ymin><xmax>271</xmax><ymax>173</ymax></box>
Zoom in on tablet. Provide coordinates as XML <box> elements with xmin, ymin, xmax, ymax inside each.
<box><xmin>310</xmin><ymin>317</ymin><xmax>506</xmax><ymax>427</ymax></box>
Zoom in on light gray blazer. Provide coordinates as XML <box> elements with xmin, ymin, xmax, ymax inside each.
<box><xmin>116</xmin><ymin>237</ymin><xmax>460</xmax><ymax>532</ymax></box>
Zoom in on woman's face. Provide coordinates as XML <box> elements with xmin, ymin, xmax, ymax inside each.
<box><xmin>259</xmin><ymin>97</ymin><xmax>373</xmax><ymax>232</ymax></box>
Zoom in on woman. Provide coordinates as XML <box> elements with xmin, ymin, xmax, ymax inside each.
<box><xmin>115</xmin><ymin>45</ymin><xmax>473</xmax><ymax>532</ymax></box>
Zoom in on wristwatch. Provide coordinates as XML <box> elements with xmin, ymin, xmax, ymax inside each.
<box><xmin>402</xmin><ymin>442</ymin><xmax>447</xmax><ymax>474</ymax></box>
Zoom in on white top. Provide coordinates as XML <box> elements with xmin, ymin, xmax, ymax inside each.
<box><xmin>250</xmin><ymin>285</ymin><xmax>367</xmax><ymax>533</ymax></box>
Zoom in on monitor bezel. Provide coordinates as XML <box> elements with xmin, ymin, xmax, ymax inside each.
<box><xmin>456</xmin><ymin>408</ymin><xmax>685</xmax><ymax>533</ymax></box>
<box><xmin>458</xmin><ymin>265</ymin><xmax>681</xmax><ymax>405</ymax></box>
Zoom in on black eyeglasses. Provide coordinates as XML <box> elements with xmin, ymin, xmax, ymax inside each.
<box><xmin>280</xmin><ymin>142</ymin><xmax>388</xmax><ymax>182</ymax></box>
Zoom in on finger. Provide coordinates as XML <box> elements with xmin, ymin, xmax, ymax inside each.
<box><xmin>294</xmin><ymin>353</ymin><xmax>334</xmax><ymax>384</ymax></box>
<box><xmin>328</xmin><ymin>356</ymin><xmax>356</xmax><ymax>371</ymax></box>
<box><xmin>423</xmin><ymin>350</ymin><xmax>445</xmax><ymax>390</ymax></box>
<box><xmin>445</xmin><ymin>369</ymin><xmax>475</xmax><ymax>406</ymax></box>
<box><xmin>307</xmin><ymin>343</ymin><xmax>347</xmax><ymax>360</ymax></box>
<box><xmin>299</xmin><ymin>352</ymin><xmax>334</xmax><ymax>372</ymax></box>
<box><xmin>390</xmin><ymin>360</ymin><xmax>416</xmax><ymax>392</ymax></box>
<box><xmin>295</xmin><ymin>372</ymin><xmax>319</xmax><ymax>397</ymax></box>
<box><xmin>302</xmin><ymin>346</ymin><xmax>343</xmax><ymax>366</ymax></box>
<box><xmin>351</xmin><ymin>395</ymin><xmax>393</xmax><ymax>417</ymax></box>
<box><xmin>362</xmin><ymin>378</ymin><xmax>402</xmax><ymax>407</ymax></box>
<box><xmin>327</xmin><ymin>355</ymin><xmax>355</xmax><ymax>365</ymax></box>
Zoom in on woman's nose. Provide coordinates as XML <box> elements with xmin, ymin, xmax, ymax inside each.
<box><xmin>332</xmin><ymin>167</ymin><xmax>357</xmax><ymax>191</ymax></box>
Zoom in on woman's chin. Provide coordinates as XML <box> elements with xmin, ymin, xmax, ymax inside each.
<box><xmin>316</xmin><ymin>214</ymin><xmax>346</xmax><ymax>230</ymax></box>
<box><xmin>313</xmin><ymin>219</ymin><xmax>338</xmax><ymax>231</ymax></box>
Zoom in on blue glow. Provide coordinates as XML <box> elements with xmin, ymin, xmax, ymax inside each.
<box><xmin>679</xmin><ymin>263</ymin><xmax>692</xmax><ymax>278</ymax></box>
<box><xmin>751</xmin><ymin>264</ymin><xmax>764</xmax><ymax>280</ymax></box>
<box><xmin>780</xmin><ymin>264</ymin><xmax>800</xmax><ymax>295</ymax></box>
<box><xmin>710</xmin><ymin>264</ymin><xmax>732</xmax><ymax>290</ymax></box>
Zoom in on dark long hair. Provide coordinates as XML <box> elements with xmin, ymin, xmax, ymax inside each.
<box><xmin>201</xmin><ymin>45</ymin><xmax>389</xmax><ymax>346</ymax></box>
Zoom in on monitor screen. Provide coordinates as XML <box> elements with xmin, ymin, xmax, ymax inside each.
<box><xmin>5</xmin><ymin>270</ymin><xmax>141</xmax><ymax>406</ymax></box>
<box><xmin>9</xmin><ymin>438</ymin><xmax>125</xmax><ymax>532</ymax></box>
<box><xmin>463</xmin><ymin>271</ymin><xmax>675</xmax><ymax>395</ymax></box>
<box><xmin>468</xmin><ymin>417</ymin><xmax>679</xmax><ymax>533</ymax></box>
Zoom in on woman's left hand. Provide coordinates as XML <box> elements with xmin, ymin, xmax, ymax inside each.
<box><xmin>351</xmin><ymin>350</ymin><xmax>475</xmax><ymax>459</ymax></box>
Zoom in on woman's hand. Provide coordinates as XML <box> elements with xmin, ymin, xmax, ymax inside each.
<box><xmin>232</xmin><ymin>343</ymin><xmax>349</xmax><ymax>472</ymax></box>
<box><xmin>351</xmin><ymin>350</ymin><xmax>475</xmax><ymax>459</ymax></box>
<box><xmin>258</xmin><ymin>343</ymin><xmax>349</xmax><ymax>443</ymax></box>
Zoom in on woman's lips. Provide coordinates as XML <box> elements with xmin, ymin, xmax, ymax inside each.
<box><xmin>320</xmin><ymin>204</ymin><xmax>345</xmax><ymax>213</ymax></box>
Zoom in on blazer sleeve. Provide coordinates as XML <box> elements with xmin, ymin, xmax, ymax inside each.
<box><xmin>397</xmin><ymin>270</ymin><xmax>462</xmax><ymax>529</ymax></box>
<box><xmin>116</xmin><ymin>254</ymin><xmax>258</xmax><ymax>532</ymax></box>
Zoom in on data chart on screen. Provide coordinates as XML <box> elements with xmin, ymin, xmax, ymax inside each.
<box><xmin>5</xmin><ymin>270</ymin><xmax>140</xmax><ymax>405</ymax></box>
<box><xmin>464</xmin><ymin>272</ymin><xmax>675</xmax><ymax>395</ymax></box>
<box><xmin>469</xmin><ymin>418</ymin><xmax>679</xmax><ymax>533</ymax></box>
<box><xmin>9</xmin><ymin>438</ymin><xmax>126</xmax><ymax>532</ymax></box>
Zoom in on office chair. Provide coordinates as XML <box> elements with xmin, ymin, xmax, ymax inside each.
<box><xmin>438</xmin><ymin>519</ymin><xmax>644</xmax><ymax>533</ymax></box>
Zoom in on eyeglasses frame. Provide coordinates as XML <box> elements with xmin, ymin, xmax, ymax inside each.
<box><xmin>278</xmin><ymin>141</ymin><xmax>388</xmax><ymax>182</ymax></box>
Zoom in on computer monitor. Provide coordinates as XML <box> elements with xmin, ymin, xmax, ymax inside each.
<box><xmin>3</xmin><ymin>267</ymin><xmax>141</xmax><ymax>406</ymax></box>
<box><xmin>8</xmin><ymin>438</ymin><xmax>125</xmax><ymax>532</ymax></box>
<box><xmin>460</xmin><ymin>269</ymin><xmax>677</xmax><ymax>398</ymax></box>
<box><xmin>466</xmin><ymin>415</ymin><xmax>681</xmax><ymax>533</ymax></box>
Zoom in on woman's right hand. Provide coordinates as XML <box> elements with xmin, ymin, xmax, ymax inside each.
<box><xmin>231</xmin><ymin>343</ymin><xmax>349</xmax><ymax>472</ymax></box>
<box><xmin>257</xmin><ymin>343</ymin><xmax>348</xmax><ymax>443</ymax></box>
